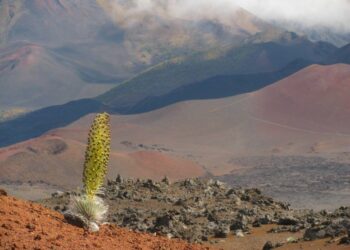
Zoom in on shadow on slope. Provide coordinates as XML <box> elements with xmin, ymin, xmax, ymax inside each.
<box><xmin>328</xmin><ymin>43</ymin><xmax>350</xmax><ymax>64</ymax></box>
<box><xmin>98</xmin><ymin>33</ymin><xmax>337</xmax><ymax>111</ymax></box>
<box><xmin>129</xmin><ymin>59</ymin><xmax>313</xmax><ymax>113</ymax></box>
<box><xmin>0</xmin><ymin>59</ymin><xmax>321</xmax><ymax>148</ymax></box>
<box><xmin>0</xmin><ymin>99</ymin><xmax>108</xmax><ymax>147</ymax></box>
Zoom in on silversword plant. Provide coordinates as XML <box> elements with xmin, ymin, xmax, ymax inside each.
<box><xmin>67</xmin><ymin>112</ymin><xmax>111</xmax><ymax>232</ymax></box>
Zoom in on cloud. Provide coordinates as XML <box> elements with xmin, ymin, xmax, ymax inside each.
<box><xmin>234</xmin><ymin>0</ymin><xmax>350</xmax><ymax>33</ymax></box>
<box><xmin>100</xmin><ymin>0</ymin><xmax>350</xmax><ymax>33</ymax></box>
<box><xmin>97</xmin><ymin>0</ymin><xmax>241</xmax><ymax>28</ymax></box>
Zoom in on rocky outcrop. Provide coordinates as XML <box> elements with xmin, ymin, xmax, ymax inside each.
<box><xmin>41</xmin><ymin>176</ymin><xmax>350</xmax><ymax>247</ymax></box>
<box><xmin>43</xmin><ymin>177</ymin><xmax>292</xmax><ymax>243</ymax></box>
<box><xmin>0</xmin><ymin>194</ymin><xmax>212</xmax><ymax>250</ymax></box>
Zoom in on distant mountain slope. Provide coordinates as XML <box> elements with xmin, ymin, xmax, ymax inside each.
<box><xmin>0</xmin><ymin>38</ymin><xmax>346</xmax><ymax>148</ymax></box>
<box><xmin>98</xmin><ymin>32</ymin><xmax>337</xmax><ymax>112</ymax></box>
<box><xmin>0</xmin><ymin>134</ymin><xmax>205</xmax><ymax>188</ymax></box>
<box><xmin>269</xmin><ymin>21</ymin><xmax>350</xmax><ymax>47</ymax></box>
<box><xmin>0</xmin><ymin>0</ymin><xmax>282</xmax><ymax>109</ymax></box>
<box><xmin>0</xmin><ymin>0</ymin><xmax>111</xmax><ymax>46</ymax></box>
<box><xmin>0</xmin><ymin>0</ymin><xmax>128</xmax><ymax>109</ymax></box>
<box><xmin>250</xmin><ymin>63</ymin><xmax>350</xmax><ymax>134</ymax></box>
<box><xmin>0</xmin><ymin>0</ymin><xmax>278</xmax><ymax>65</ymax></box>
<box><xmin>128</xmin><ymin>59</ymin><xmax>313</xmax><ymax>113</ymax></box>
<box><xmin>0</xmin><ymin>43</ymin><xmax>119</xmax><ymax>109</ymax></box>
<box><xmin>0</xmin><ymin>99</ymin><xmax>106</xmax><ymax>147</ymax></box>
<box><xmin>2</xmin><ymin>64</ymin><xmax>350</xmax><ymax>190</ymax></box>
<box><xmin>95</xmin><ymin>0</ymin><xmax>278</xmax><ymax>61</ymax></box>
<box><xmin>84</xmin><ymin>64</ymin><xmax>350</xmax><ymax>165</ymax></box>
<box><xmin>0</xmin><ymin>58</ymin><xmax>312</xmax><ymax>147</ymax></box>
<box><xmin>328</xmin><ymin>43</ymin><xmax>350</xmax><ymax>64</ymax></box>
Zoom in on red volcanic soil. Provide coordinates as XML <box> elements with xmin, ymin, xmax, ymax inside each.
<box><xmin>0</xmin><ymin>192</ymin><xmax>213</xmax><ymax>250</ymax></box>
<box><xmin>6</xmin><ymin>63</ymin><xmax>345</xmax><ymax>187</ymax></box>
<box><xmin>2</xmin><ymin>64</ymin><xmax>350</xmax><ymax>195</ymax></box>
<box><xmin>1</xmin><ymin>192</ymin><xmax>347</xmax><ymax>250</ymax></box>
<box><xmin>0</xmin><ymin>134</ymin><xmax>205</xmax><ymax>189</ymax></box>
<box><xmin>250</xmin><ymin>64</ymin><xmax>350</xmax><ymax>134</ymax></box>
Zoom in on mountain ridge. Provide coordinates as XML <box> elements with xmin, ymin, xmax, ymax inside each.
<box><xmin>98</xmin><ymin>33</ymin><xmax>337</xmax><ymax>112</ymax></box>
<box><xmin>0</xmin><ymin>0</ymin><xmax>284</xmax><ymax>109</ymax></box>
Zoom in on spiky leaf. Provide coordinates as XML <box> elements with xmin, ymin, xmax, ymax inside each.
<box><xmin>69</xmin><ymin>195</ymin><xmax>108</xmax><ymax>224</ymax></box>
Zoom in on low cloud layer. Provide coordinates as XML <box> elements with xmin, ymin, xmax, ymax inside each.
<box><xmin>102</xmin><ymin>0</ymin><xmax>350</xmax><ymax>33</ymax></box>
<box><xmin>235</xmin><ymin>0</ymin><xmax>350</xmax><ymax>33</ymax></box>
<box><xmin>98</xmin><ymin>0</ymin><xmax>241</xmax><ymax>28</ymax></box>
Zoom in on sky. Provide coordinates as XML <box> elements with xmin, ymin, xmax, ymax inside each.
<box><xmin>106</xmin><ymin>0</ymin><xmax>350</xmax><ymax>33</ymax></box>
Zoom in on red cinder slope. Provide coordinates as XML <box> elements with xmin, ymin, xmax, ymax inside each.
<box><xmin>249</xmin><ymin>64</ymin><xmax>350</xmax><ymax>134</ymax></box>
<box><xmin>0</xmin><ymin>193</ymin><xmax>213</xmax><ymax>250</ymax></box>
<box><xmin>0</xmin><ymin>134</ymin><xmax>205</xmax><ymax>189</ymax></box>
<box><xmin>2</xmin><ymin>64</ymin><xmax>350</xmax><ymax>191</ymax></box>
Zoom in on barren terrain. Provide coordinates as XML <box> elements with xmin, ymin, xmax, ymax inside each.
<box><xmin>1</xmin><ymin>64</ymin><xmax>350</xmax><ymax>209</ymax></box>
<box><xmin>0</xmin><ymin>192</ymin><xmax>212</xmax><ymax>250</ymax></box>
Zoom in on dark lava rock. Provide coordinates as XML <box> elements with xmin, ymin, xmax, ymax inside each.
<box><xmin>155</xmin><ymin>214</ymin><xmax>173</xmax><ymax>228</ymax></box>
<box><xmin>42</xmin><ymin>177</ymin><xmax>294</xmax><ymax>242</ymax></box>
<box><xmin>0</xmin><ymin>189</ymin><xmax>7</xmax><ymax>196</ymax></box>
<box><xmin>262</xmin><ymin>241</ymin><xmax>274</xmax><ymax>250</ymax></box>
<box><xmin>63</xmin><ymin>213</ymin><xmax>87</xmax><ymax>228</ymax></box>
<box><xmin>339</xmin><ymin>236</ymin><xmax>350</xmax><ymax>245</ymax></box>
<box><xmin>303</xmin><ymin>228</ymin><xmax>321</xmax><ymax>240</ymax></box>
<box><xmin>161</xmin><ymin>176</ymin><xmax>170</xmax><ymax>185</ymax></box>
<box><xmin>40</xmin><ymin>175</ymin><xmax>350</xmax><ymax>244</ymax></box>
<box><xmin>51</xmin><ymin>191</ymin><xmax>65</xmax><ymax>198</ymax></box>
<box><xmin>252</xmin><ymin>220</ymin><xmax>261</xmax><ymax>227</ymax></box>
<box><xmin>214</xmin><ymin>223</ymin><xmax>230</xmax><ymax>238</ymax></box>
<box><xmin>304</xmin><ymin>219</ymin><xmax>350</xmax><ymax>240</ymax></box>
<box><xmin>278</xmin><ymin>216</ymin><xmax>299</xmax><ymax>226</ymax></box>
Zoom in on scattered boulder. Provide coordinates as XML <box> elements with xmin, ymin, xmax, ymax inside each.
<box><xmin>63</xmin><ymin>213</ymin><xmax>87</xmax><ymax>228</ymax></box>
<box><xmin>0</xmin><ymin>189</ymin><xmax>8</xmax><ymax>196</ymax></box>
<box><xmin>155</xmin><ymin>214</ymin><xmax>173</xmax><ymax>228</ymax></box>
<box><xmin>262</xmin><ymin>241</ymin><xmax>274</xmax><ymax>250</ymax></box>
<box><xmin>214</xmin><ymin>223</ymin><xmax>230</xmax><ymax>238</ymax></box>
<box><xmin>51</xmin><ymin>190</ymin><xmax>65</xmax><ymax>198</ymax></box>
<box><xmin>161</xmin><ymin>176</ymin><xmax>170</xmax><ymax>185</ymax></box>
<box><xmin>304</xmin><ymin>219</ymin><xmax>350</xmax><ymax>240</ymax></box>
<box><xmin>339</xmin><ymin>236</ymin><xmax>350</xmax><ymax>245</ymax></box>
<box><xmin>278</xmin><ymin>216</ymin><xmax>299</xmax><ymax>226</ymax></box>
<box><xmin>234</xmin><ymin>230</ymin><xmax>245</xmax><ymax>238</ymax></box>
<box><xmin>88</xmin><ymin>222</ymin><xmax>100</xmax><ymax>232</ymax></box>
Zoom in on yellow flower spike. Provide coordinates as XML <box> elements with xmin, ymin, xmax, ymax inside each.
<box><xmin>83</xmin><ymin>112</ymin><xmax>111</xmax><ymax>199</ymax></box>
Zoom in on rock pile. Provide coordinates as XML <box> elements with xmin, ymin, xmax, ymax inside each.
<box><xmin>42</xmin><ymin>176</ymin><xmax>350</xmax><ymax>246</ymax></box>
<box><xmin>0</xmin><ymin>194</ymin><xmax>213</xmax><ymax>250</ymax></box>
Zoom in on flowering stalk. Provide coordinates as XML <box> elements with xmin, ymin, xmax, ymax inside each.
<box><xmin>83</xmin><ymin>112</ymin><xmax>111</xmax><ymax>199</ymax></box>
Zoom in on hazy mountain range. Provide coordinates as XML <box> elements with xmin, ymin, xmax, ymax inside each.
<box><xmin>0</xmin><ymin>0</ymin><xmax>277</xmax><ymax>109</ymax></box>
<box><xmin>2</xmin><ymin>64</ymin><xmax>350</xmax><ymax>206</ymax></box>
<box><xmin>1</xmin><ymin>0</ymin><xmax>349</xmax><ymax>110</ymax></box>
<box><xmin>1</xmin><ymin>0</ymin><xmax>350</xmax><ymax>207</ymax></box>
